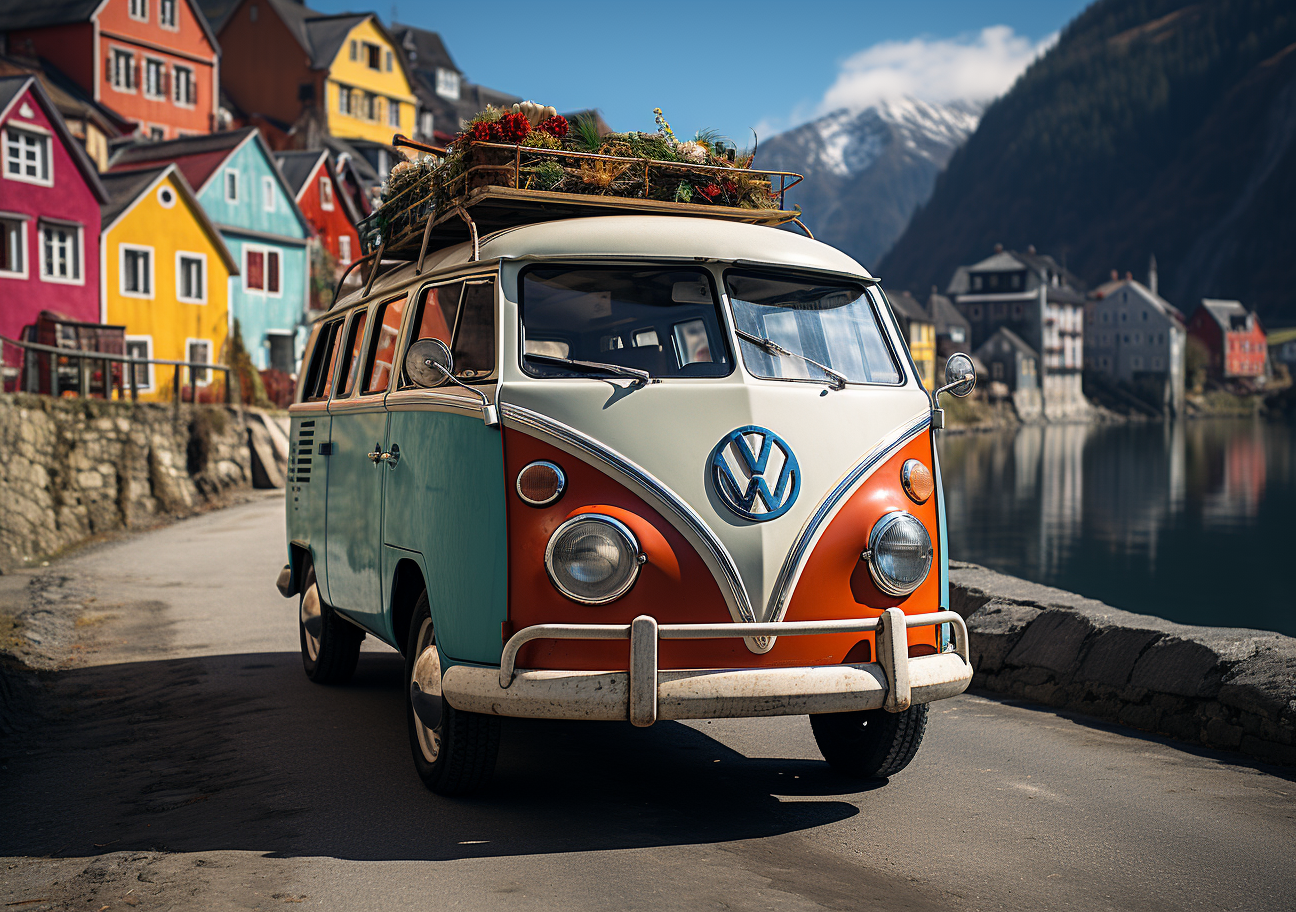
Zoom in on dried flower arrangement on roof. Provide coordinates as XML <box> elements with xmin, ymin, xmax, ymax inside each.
<box><xmin>364</xmin><ymin>103</ymin><xmax>802</xmax><ymax>255</ymax></box>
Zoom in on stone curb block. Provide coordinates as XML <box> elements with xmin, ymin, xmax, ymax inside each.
<box><xmin>950</xmin><ymin>561</ymin><xmax>1296</xmax><ymax>767</ymax></box>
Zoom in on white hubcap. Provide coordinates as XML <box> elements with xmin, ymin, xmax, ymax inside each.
<box><xmin>411</xmin><ymin>618</ymin><xmax>442</xmax><ymax>763</ymax></box>
<box><xmin>300</xmin><ymin>583</ymin><xmax>322</xmax><ymax>661</ymax></box>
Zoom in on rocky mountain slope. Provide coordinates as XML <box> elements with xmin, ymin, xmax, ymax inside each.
<box><xmin>755</xmin><ymin>98</ymin><xmax>982</xmax><ymax>268</ymax></box>
<box><xmin>876</xmin><ymin>0</ymin><xmax>1296</xmax><ymax>324</ymax></box>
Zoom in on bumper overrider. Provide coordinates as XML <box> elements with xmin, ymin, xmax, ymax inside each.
<box><xmin>442</xmin><ymin>608</ymin><xmax>972</xmax><ymax>727</ymax></box>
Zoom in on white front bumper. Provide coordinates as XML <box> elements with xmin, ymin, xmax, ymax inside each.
<box><xmin>442</xmin><ymin>608</ymin><xmax>972</xmax><ymax>726</ymax></box>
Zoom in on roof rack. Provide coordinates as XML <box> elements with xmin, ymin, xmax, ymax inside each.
<box><xmin>358</xmin><ymin>135</ymin><xmax>806</xmax><ymax>260</ymax></box>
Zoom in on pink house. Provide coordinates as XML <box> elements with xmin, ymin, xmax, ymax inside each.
<box><xmin>0</xmin><ymin>74</ymin><xmax>108</xmax><ymax>386</ymax></box>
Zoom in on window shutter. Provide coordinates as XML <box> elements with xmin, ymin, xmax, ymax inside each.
<box><xmin>133</xmin><ymin>59</ymin><xmax>140</xmax><ymax>90</ymax></box>
<box><xmin>188</xmin><ymin>78</ymin><xmax>196</xmax><ymax>105</ymax></box>
<box><xmin>247</xmin><ymin>250</ymin><xmax>264</xmax><ymax>290</ymax></box>
<box><xmin>267</xmin><ymin>251</ymin><xmax>280</xmax><ymax>294</ymax></box>
<box><xmin>162</xmin><ymin>67</ymin><xmax>170</xmax><ymax>98</ymax></box>
<box><xmin>105</xmin><ymin>56</ymin><xmax>113</xmax><ymax>83</ymax></box>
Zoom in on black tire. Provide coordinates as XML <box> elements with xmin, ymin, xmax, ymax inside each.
<box><xmin>298</xmin><ymin>565</ymin><xmax>363</xmax><ymax>684</ymax></box>
<box><xmin>405</xmin><ymin>591</ymin><xmax>500</xmax><ymax>795</ymax></box>
<box><xmin>810</xmin><ymin>704</ymin><xmax>928</xmax><ymax>779</ymax></box>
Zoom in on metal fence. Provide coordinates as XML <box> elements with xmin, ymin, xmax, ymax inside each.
<box><xmin>0</xmin><ymin>334</ymin><xmax>237</xmax><ymax>408</ymax></box>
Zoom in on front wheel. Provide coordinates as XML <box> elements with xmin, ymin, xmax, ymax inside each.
<box><xmin>405</xmin><ymin>592</ymin><xmax>500</xmax><ymax>795</ymax></box>
<box><xmin>810</xmin><ymin>704</ymin><xmax>928</xmax><ymax>779</ymax></box>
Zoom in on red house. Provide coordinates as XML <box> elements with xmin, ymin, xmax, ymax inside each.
<box><xmin>1187</xmin><ymin>298</ymin><xmax>1267</xmax><ymax>381</ymax></box>
<box><xmin>0</xmin><ymin>0</ymin><xmax>220</xmax><ymax>141</ymax></box>
<box><xmin>274</xmin><ymin>149</ymin><xmax>361</xmax><ymax>298</ymax></box>
<box><xmin>0</xmin><ymin>75</ymin><xmax>109</xmax><ymax>388</ymax></box>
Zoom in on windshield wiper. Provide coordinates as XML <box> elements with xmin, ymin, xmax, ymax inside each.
<box><xmin>734</xmin><ymin>329</ymin><xmax>848</xmax><ymax>391</ymax></box>
<box><xmin>525</xmin><ymin>352</ymin><xmax>654</xmax><ymax>384</ymax></box>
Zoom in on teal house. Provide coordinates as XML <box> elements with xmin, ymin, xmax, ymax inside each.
<box><xmin>108</xmin><ymin>128</ymin><xmax>312</xmax><ymax>373</ymax></box>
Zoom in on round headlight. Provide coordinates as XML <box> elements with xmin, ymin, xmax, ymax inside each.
<box><xmin>865</xmin><ymin>511</ymin><xmax>932</xmax><ymax>596</ymax></box>
<box><xmin>545</xmin><ymin>514</ymin><xmax>644</xmax><ymax>604</ymax></box>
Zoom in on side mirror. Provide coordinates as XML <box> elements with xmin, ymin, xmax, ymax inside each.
<box><xmin>939</xmin><ymin>353</ymin><xmax>976</xmax><ymax>399</ymax></box>
<box><xmin>405</xmin><ymin>338</ymin><xmax>453</xmax><ymax>388</ymax></box>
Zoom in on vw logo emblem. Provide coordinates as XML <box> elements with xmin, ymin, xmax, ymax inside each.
<box><xmin>709</xmin><ymin>426</ymin><xmax>800</xmax><ymax>522</ymax></box>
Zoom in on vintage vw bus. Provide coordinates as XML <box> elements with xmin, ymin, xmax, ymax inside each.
<box><xmin>276</xmin><ymin>214</ymin><xmax>976</xmax><ymax>795</ymax></box>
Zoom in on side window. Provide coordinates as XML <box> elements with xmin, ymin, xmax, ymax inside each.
<box><xmin>452</xmin><ymin>280</ymin><xmax>496</xmax><ymax>381</ymax></box>
<box><xmin>334</xmin><ymin>311</ymin><xmax>368</xmax><ymax>398</ymax></box>
<box><xmin>363</xmin><ymin>295</ymin><xmax>407</xmax><ymax>394</ymax></box>
<box><xmin>401</xmin><ymin>281</ymin><xmax>462</xmax><ymax>388</ymax></box>
<box><xmin>303</xmin><ymin>319</ymin><xmax>343</xmax><ymax>401</ymax></box>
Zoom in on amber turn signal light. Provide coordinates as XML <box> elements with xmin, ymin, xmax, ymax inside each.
<box><xmin>900</xmin><ymin>459</ymin><xmax>933</xmax><ymax>504</ymax></box>
<box><xmin>516</xmin><ymin>460</ymin><xmax>566</xmax><ymax>506</ymax></box>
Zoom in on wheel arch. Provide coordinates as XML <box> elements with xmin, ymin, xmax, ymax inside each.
<box><xmin>285</xmin><ymin>540</ymin><xmax>314</xmax><ymax>596</ymax></box>
<box><xmin>390</xmin><ymin>557</ymin><xmax>427</xmax><ymax>656</ymax></box>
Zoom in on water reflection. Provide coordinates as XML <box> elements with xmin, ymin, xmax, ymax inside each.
<box><xmin>937</xmin><ymin>419</ymin><xmax>1295</xmax><ymax>636</ymax></box>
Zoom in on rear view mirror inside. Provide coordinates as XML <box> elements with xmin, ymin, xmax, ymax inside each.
<box><xmin>672</xmin><ymin>281</ymin><xmax>712</xmax><ymax>304</ymax></box>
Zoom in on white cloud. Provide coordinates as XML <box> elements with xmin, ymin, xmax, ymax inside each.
<box><xmin>817</xmin><ymin>25</ymin><xmax>1056</xmax><ymax>115</ymax></box>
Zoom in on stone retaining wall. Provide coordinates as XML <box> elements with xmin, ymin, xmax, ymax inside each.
<box><xmin>0</xmin><ymin>394</ymin><xmax>251</xmax><ymax>571</ymax></box>
<box><xmin>950</xmin><ymin>562</ymin><xmax>1296</xmax><ymax>766</ymax></box>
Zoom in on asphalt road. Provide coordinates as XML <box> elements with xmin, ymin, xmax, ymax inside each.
<box><xmin>1</xmin><ymin>494</ymin><xmax>1293</xmax><ymax>912</ymax></box>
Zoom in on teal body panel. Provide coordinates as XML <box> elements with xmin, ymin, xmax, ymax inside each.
<box><xmin>324</xmin><ymin>406</ymin><xmax>390</xmax><ymax>626</ymax></box>
<box><xmin>286</xmin><ymin>411</ymin><xmax>331</xmax><ymax>590</ymax></box>
<box><xmin>383</xmin><ymin>406</ymin><xmax>508</xmax><ymax>665</ymax></box>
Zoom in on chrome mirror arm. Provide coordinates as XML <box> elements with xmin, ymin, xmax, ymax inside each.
<box><xmin>432</xmin><ymin>363</ymin><xmax>500</xmax><ymax>427</ymax></box>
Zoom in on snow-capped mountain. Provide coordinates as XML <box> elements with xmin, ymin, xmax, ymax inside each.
<box><xmin>756</xmin><ymin>98</ymin><xmax>983</xmax><ymax>271</ymax></box>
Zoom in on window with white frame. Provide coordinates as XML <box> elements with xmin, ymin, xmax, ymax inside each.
<box><xmin>110</xmin><ymin>48</ymin><xmax>135</xmax><ymax>91</ymax></box>
<box><xmin>4</xmin><ymin>127</ymin><xmax>51</xmax><ymax>184</ymax></box>
<box><xmin>337</xmin><ymin>234</ymin><xmax>351</xmax><ymax>264</ymax></box>
<box><xmin>337</xmin><ymin>84</ymin><xmax>352</xmax><ymax>115</ymax></box>
<box><xmin>244</xmin><ymin>247</ymin><xmax>280</xmax><ymax>294</ymax></box>
<box><xmin>435</xmin><ymin>67</ymin><xmax>459</xmax><ymax>99</ymax></box>
<box><xmin>224</xmin><ymin>169</ymin><xmax>238</xmax><ymax>202</ymax></box>
<box><xmin>149</xmin><ymin>126</ymin><xmax>164</xmax><ymax>141</ymax></box>
<box><xmin>385</xmin><ymin>49</ymin><xmax>393</xmax><ymax>72</ymax></box>
<box><xmin>177</xmin><ymin>252</ymin><xmax>205</xmax><ymax>302</ymax></box>
<box><xmin>262</xmin><ymin>175</ymin><xmax>274</xmax><ymax>211</ymax></box>
<box><xmin>419</xmin><ymin>111</ymin><xmax>433</xmax><ymax>138</ymax></box>
<box><xmin>186</xmin><ymin>339</ymin><xmax>211</xmax><ymax>385</ymax></box>
<box><xmin>363</xmin><ymin>92</ymin><xmax>378</xmax><ymax>121</ymax></box>
<box><xmin>0</xmin><ymin>216</ymin><xmax>26</xmax><ymax>276</ymax></box>
<box><xmin>173</xmin><ymin>65</ymin><xmax>196</xmax><ymax>105</ymax></box>
<box><xmin>365</xmin><ymin>42</ymin><xmax>381</xmax><ymax>70</ymax></box>
<box><xmin>39</xmin><ymin>222</ymin><xmax>82</xmax><ymax>283</ymax></box>
<box><xmin>121</xmin><ymin>244</ymin><xmax>153</xmax><ymax>296</ymax></box>
<box><xmin>388</xmin><ymin>99</ymin><xmax>400</xmax><ymax>128</ymax></box>
<box><xmin>159</xmin><ymin>0</ymin><xmax>177</xmax><ymax>28</ymax></box>
<box><xmin>129</xmin><ymin>0</ymin><xmax>148</xmax><ymax>21</ymax></box>
<box><xmin>144</xmin><ymin>58</ymin><xmax>166</xmax><ymax>99</ymax></box>
<box><xmin>124</xmin><ymin>336</ymin><xmax>154</xmax><ymax>391</ymax></box>
<box><xmin>319</xmin><ymin>174</ymin><xmax>334</xmax><ymax>209</ymax></box>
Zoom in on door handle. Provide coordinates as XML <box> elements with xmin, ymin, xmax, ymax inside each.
<box><xmin>367</xmin><ymin>443</ymin><xmax>383</xmax><ymax>463</ymax></box>
<box><xmin>381</xmin><ymin>443</ymin><xmax>400</xmax><ymax>468</ymax></box>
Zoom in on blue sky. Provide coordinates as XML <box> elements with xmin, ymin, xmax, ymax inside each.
<box><xmin>314</xmin><ymin>0</ymin><xmax>1091</xmax><ymax>141</ymax></box>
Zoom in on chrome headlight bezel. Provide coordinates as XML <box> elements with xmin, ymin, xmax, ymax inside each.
<box><xmin>544</xmin><ymin>513</ymin><xmax>645</xmax><ymax>605</ymax></box>
<box><xmin>865</xmin><ymin>510</ymin><xmax>933</xmax><ymax>597</ymax></box>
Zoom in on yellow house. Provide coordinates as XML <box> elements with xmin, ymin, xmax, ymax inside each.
<box><xmin>100</xmin><ymin>164</ymin><xmax>239</xmax><ymax>401</ymax></box>
<box><xmin>217</xmin><ymin>3</ymin><xmax>417</xmax><ymax>147</ymax></box>
<box><xmin>889</xmin><ymin>290</ymin><xmax>937</xmax><ymax>390</ymax></box>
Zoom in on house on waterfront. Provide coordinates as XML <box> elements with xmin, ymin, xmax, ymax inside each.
<box><xmin>947</xmin><ymin>244</ymin><xmax>1087</xmax><ymax>418</ymax></box>
<box><xmin>0</xmin><ymin>75</ymin><xmax>109</xmax><ymax>389</ymax></box>
<box><xmin>100</xmin><ymin>164</ymin><xmax>237</xmax><ymax>399</ymax></box>
<box><xmin>974</xmin><ymin>326</ymin><xmax>1040</xmax><ymax>418</ymax></box>
<box><xmin>926</xmin><ymin>288</ymin><xmax>971</xmax><ymax>360</ymax></box>
<box><xmin>108</xmin><ymin>128</ymin><xmax>311</xmax><ymax>373</ymax></box>
<box><xmin>1268</xmin><ymin>327</ymin><xmax>1296</xmax><ymax>376</ymax></box>
<box><xmin>886</xmin><ymin>290</ymin><xmax>936</xmax><ymax>389</ymax></box>
<box><xmin>211</xmin><ymin>0</ymin><xmax>415</xmax><ymax>170</ymax></box>
<box><xmin>1186</xmin><ymin>298</ymin><xmax>1267</xmax><ymax>383</ymax></box>
<box><xmin>274</xmin><ymin>148</ymin><xmax>361</xmax><ymax>308</ymax></box>
<box><xmin>1086</xmin><ymin>273</ymin><xmax>1186</xmax><ymax>415</ymax></box>
<box><xmin>0</xmin><ymin>0</ymin><xmax>220</xmax><ymax>142</ymax></box>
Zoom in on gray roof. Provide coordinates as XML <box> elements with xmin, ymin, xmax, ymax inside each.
<box><xmin>1091</xmin><ymin>278</ymin><xmax>1183</xmax><ymax>321</ymax></box>
<box><xmin>100</xmin><ymin>167</ymin><xmax>168</xmax><ymax>228</ymax></box>
<box><xmin>0</xmin><ymin>74</ymin><xmax>108</xmax><ymax>203</ymax></box>
<box><xmin>391</xmin><ymin>22</ymin><xmax>459</xmax><ymax>75</ymax></box>
<box><xmin>976</xmin><ymin>326</ymin><xmax>1038</xmax><ymax>360</ymax></box>
<box><xmin>1199</xmin><ymin>298</ymin><xmax>1257</xmax><ymax>333</ymax></box>
<box><xmin>274</xmin><ymin>149</ymin><xmax>326</xmax><ymax>197</ymax></box>
<box><xmin>109</xmin><ymin>126</ymin><xmax>252</xmax><ymax>170</ymax></box>
<box><xmin>888</xmin><ymin>290</ymin><xmax>932</xmax><ymax>325</ymax></box>
<box><xmin>962</xmin><ymin>246</ymin><xmax>1084</xmax><ymax>291</ymax></box>
<box><xmin>927</xmin><ymin>291</ymin><xmax>969</xmax><ymax>335</ymax></box>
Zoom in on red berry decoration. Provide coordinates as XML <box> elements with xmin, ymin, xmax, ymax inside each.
<box><xmin>698</xmin><ymin>183</ymin><xmax>722</xmax><ymax>201</ymax></box>
<box><xmin>497</xmin><ymin>111</ymin><xmax>531</xmax><ymax>143</ymax></box>
<box><xmin>538</xmin><ymin>115</ymin><xmax>569</xmax><ymax>138</ymax></box>
<box><xmin>467</xmin><ymin>121</ymin><xmax>493</xmax><ymax>143</ymax></box>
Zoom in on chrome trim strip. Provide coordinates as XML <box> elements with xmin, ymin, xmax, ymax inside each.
<box><xmin>499</xmin><ymin>403</ymin><xmax>759</xmax><ymax>637</ymax></box>
<box><xmin>765</xmin><ymin>411</ymin><xmax>932</xmax><ymax>623</ymax></box>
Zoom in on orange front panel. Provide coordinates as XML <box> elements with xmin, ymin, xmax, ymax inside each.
<box><xmin>503</xmin><ymin>428</ymin><xmax>941</xmax><ymax>671</ymax></box>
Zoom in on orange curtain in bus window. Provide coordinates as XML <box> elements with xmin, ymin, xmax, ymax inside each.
<box><xmin>365</xmin><ymin>297</ymin><xmax>405</xmax><ymax>393</ymax></box>
<box><xmin>414</xmin><ymin>282</ymin><xmax>460</xmax><ymax>344</ymax></box>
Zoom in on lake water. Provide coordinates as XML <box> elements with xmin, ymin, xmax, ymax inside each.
<box><xmin>936</xmin><ymin>419</ymin><xmax>1296</xmax><ymax>637</ymax></box>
